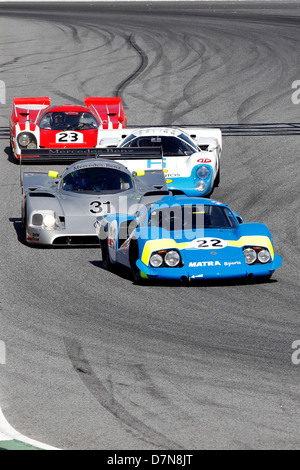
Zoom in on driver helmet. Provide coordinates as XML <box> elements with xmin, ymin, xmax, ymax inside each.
<box><xmin>52</xmin><ymin>112</ymin><xmax>65</xmax><ymax>125</ymax></box>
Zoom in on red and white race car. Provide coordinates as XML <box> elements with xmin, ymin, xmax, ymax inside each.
<box><xmin>9</xmin><ymin>96</ymin><xmax>127</xmax><ymax>161</ymax></box>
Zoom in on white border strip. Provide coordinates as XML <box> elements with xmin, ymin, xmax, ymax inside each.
<box><xmin>0</xmin><ymin>408</ymin><xmax>59</xmax><ymax>450</ymax></box>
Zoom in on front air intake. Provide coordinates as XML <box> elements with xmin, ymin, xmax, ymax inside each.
<box><xmin>52</xmin><ymin>236</ymin><xmax>99</xmax><ymax>246</ymax></box>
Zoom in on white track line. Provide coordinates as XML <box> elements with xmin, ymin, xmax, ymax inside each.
<box><xmin>0</xmin><ymin>407</ymin><xmax>59</xmax><ymax>450</ymax></box>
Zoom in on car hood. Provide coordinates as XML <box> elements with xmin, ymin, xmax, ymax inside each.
<box><xmin>39</xmin><ymin>128</ymin><xmax>98</xmax><ymax>148</ymax></box>
<box><xmin>56</xmin><ymin>192</ymin><xmax>119</xmax><ymax>218</ymax></box>
<box><xmin>114</xmin><ymin>155</ymin><xmax>199</xmax><ymax>177</ymax></box>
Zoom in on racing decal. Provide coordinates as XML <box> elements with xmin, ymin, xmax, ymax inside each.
<box><xmin>210</xmin><ymin>200</ymin><xmax>223</xmax><ymax>205</ymax></box>
<box><xmin>197</xmin><ymin>158</ymin><xmax>211</xmax><ymax>163</ymax></box>
<box><xmin>224</xmin><ymin>261</ymin><xmax>242</xmax><ymax>266</ymax></box>
<box><xmin>147</xmin><ymin>157</ymin><xmax>166</xmax><ymax>169</ymax></box>
<box><xmin>190</xmin><ymin>238</ymin><xmax>228</xmax><ymax>249</ymax></box>
<box><xmin>55</xmin><ymin>131</ymin><xmax>84</xmax><ymax>144</ymax></box>
<box><xmin>89</xmin><ymin>201</ymin><xmax>111</xmax><ymax>214</ymax></box>
<box><xmin>188</xmin><ymin>261</ymin><xmax>241</xmax><ymax>267</ymax></box>
<box><xmin>31</xmin><ymin>232</ymin><xmax>40</xmax><ymax>240</ymax></box>
<box><xmin>73</xmin><ymin>162</ymin><xmax>121</xmax><ymax>171</ymax></box>
<box><xmin>189</xmin><ymin>261</ymin><xmax>221</xmax><ymax>267</ymax></box>
<box><xmin>165</xmin><ymin>173</ymin><xmax>180</xmax><ymax>178</ymax></box>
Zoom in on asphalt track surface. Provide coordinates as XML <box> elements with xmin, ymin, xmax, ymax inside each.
<box><xmin>0</xmin><ymin>1</ymin><xmax>300</xmax><ymax>450</ymax></box>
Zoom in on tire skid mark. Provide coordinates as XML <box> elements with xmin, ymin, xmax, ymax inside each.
<box><xmin>0</xmin><ymin>24</ymin><xmax>115</xmax><ymax>74</ymax></box>
<box><xmin>73</xmin><ymin>26</ymin><xmax>131</xmax><ymax>96</ymax></box>
<box><xmin>56</xmin><ymin>23</ymin><xmax>82</xmax><ymax>45</ymax></box>
<box><xmin>130</xmin><ymin>364</ymin><xmax>169</xmax><ymax>403</ymax></box>
<box><xmin>120</xmin><ymin>30</ymin><xmax>207</xmax><ymax>121</ymax></box>
<box><xmin>64</xmin><ymin>338</ymin><xmax>182</xmax><ymax>450</ymax></box>
<box><xmin>115</xmin><ymin>34</ymin><xmax>149</xmax><ymax>104</ymax></box>
<box><xmin>51</xmin><ymin>24</ymin><xmax>128</xmax><ymax>98</ymax></box>
<box><xmin>50</xmin><ymin>25</ymin><xmax>120</xmax><ymax>99</ymax></box>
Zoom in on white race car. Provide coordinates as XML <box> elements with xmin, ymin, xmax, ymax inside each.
<box><xmin>98</xmin><ymin>127</ymin><xmax>222</xmax><ymax>197</ymax></box>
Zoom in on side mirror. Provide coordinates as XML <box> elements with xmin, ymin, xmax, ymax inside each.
<box><xmin>236</xmin><ymin>216</ymin><xmax>244</xmax><ymax>224</ymax></box>
<box><xmin>208</xmin><ymin>144</ymin><xmax>218</xmax><ymax>152</ymax></box>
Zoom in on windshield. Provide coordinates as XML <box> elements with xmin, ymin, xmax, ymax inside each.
<box><xmin>148</xmin><ymin>204</ymin><xmax>238</xmax><ymax>231</ymax></box>
<box><xmin>122</xmin><ymin>135</ymin><xmax>197</xmax><ymax>156</ymax></box>
<box><xmin>61</xmin><ymin>167</ymin><xmax>133</xmax><ymax>194</ymax></box>
<box><xmin>40</xmin><ymin>111</ymin><xmax>98</xmax><ymax>130</ymax></box>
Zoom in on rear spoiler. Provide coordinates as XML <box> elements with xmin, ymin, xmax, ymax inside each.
<box><xmin>84</xmin><ymin>96</ymin><xmax>127</xmax><ymax>129</ymax></box>
<box><xmin>13</xmin><ymin>97</ymin><xmax>51</xmax><ymax>106</ymax></box>
<box><xmin>20</xmin><ymin>147</ymin><xmax>162</xmax><ymax>163</ymax></box>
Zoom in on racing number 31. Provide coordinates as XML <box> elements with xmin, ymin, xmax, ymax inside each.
<box><xmin>90</xmin><ymin>201</ymin><xmax>111</xmax><ymax>214</ymax></box>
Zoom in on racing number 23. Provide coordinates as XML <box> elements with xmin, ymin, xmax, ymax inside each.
<box><xmin>90</xmin><ymin>201</ymin><xmax>111</xmax><ymax>214</ymax></box>
<box><xmin>58</xmin><ymin>132</ymin><xmax>79</xmax><ymax>142</ymax></box>
<box><xmin>56</xmin><ymin>131</ymin><xmax>83</xmax><ymax>143</ymax></box>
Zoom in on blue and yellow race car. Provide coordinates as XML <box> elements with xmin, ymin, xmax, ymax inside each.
<box><xmin>96</xmin><ymin>196</ymin><xmax>282</xmax><ymax>283</ymax></box>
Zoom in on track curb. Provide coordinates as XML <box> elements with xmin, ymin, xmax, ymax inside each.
<box><xmin>0</xmin><ymin>408</ymin><xmax>59</xmax><ymax>450</ymax></box>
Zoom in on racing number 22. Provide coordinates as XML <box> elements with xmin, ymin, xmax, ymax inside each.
<box><xmin>197</xmin><ymin>239</ymin><xmax>223</xmax><ymax>248</ymax></box>
<box><xmin>191</xmin><ymin>238</ymin><xmax>228</xmax><ymax>249</ymax></box>
<box><xmin>90</xmin><ymin>201</ymin><xmax>111</xmax><ymax>214</ymax></box>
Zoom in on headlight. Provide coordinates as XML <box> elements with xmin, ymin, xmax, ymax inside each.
<box><xmin>27</xmin><ymin>142</ymin><xmax>37</xmax><ymax>149</ymax></box>
<box><xmin>165</xmin><ymin>250</ymin><xmax>180</xmax><ymax>267</ymax></box>
<box><xmin>196</xmin><ymin>180</ymin><xmax>207</xmax><ymax>192</ymax></box>
<box><xmin>243</xmin><ymin>248</ymin><xmax>257</xmax><ymax>265</ymax></box>
<box><xmin>43</xmin><ymin>214</ymin><xmax>56</xmax><ymax>229</ymax></box>
<box><xmin>244</xmin><ymin>246</ymin><xmax>272</xmax><ymax>265</ymax></box>
<box><xmin>149</xmin><ymin>250</ymin><xmax>182</xmax><ymax>268</ymax></box>
<box><xmin>196</xmin><ymin>166</ymin><xmax>210</xmax><ymax>179</ymax></box>
<box><xmin>17</xmin><ymin>132</ymin><xmax>37</xmax><ymax>149</ymax></box>
<box><xmin>258</xmin><ymin>249</ymin><xmax>271</xmax><ymax>264</ymax></box>
<box><xmin>150</xmin><ymin>253</ymin><xmax>163</xmax><ymax>267</ymax></box>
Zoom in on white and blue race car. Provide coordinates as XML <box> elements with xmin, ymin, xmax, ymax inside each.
<box><xmin>98</xmin><ymin>126</ymin><xmax>222</xmax><ymax>197</ymax></box>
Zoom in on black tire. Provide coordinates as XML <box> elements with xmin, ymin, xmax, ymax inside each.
<box><xmin>130</xmin><ymin>241</ymin><xmax>145</xmax><ymax>284</ymax></box>
<box><xmin>100</xmin><ymin>240</ymin><xmax>112</xmax><ymax>270</ymax></box>
<box><xmin>215</xmin><ymin>164</ymin><xmax>220</xmax><ymax>187</ymax></box>
<box><xmin>21</xmin><ymin>205</ymin><xmax>28</xmax><ymax>244</ymax></box>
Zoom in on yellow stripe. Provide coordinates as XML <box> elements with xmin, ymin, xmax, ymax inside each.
<box><xmin>141</xmin><ymin>239</ymin><xmax>190</xmax><ymax>265</ymax></box>
<box><xmin>141</xmin><ymin>235</ymin><xmax>274</xmax><ymax>265</ymax></box>
<box><xmin>227</xmin><ymin>236</ymin><xmax>274</xmax><ymax>259</ymax></box>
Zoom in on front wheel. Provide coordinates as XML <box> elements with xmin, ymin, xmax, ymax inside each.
<box><xmin>100</xmin><ymin>240</ymin><xmax>112</xmax><ymax>270</ymax></box>
<box><xmin>132</xmin><ymin>263</ymin><xmax>145</xmax><ymax>284</ymax></box>
<box><xmin>130</xmin><ymin>242</ymin><xmax>145</xmax><ymax>284</ymax></box>
<box><xmin>215</xmin><ymin>164</ymin><xmax>220</xmax><ymax>187</ymax></box>
<box><xmin>21</xmin><ymin>204</ymin><xmax>28</xmax><ymax>244</ymax></box>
